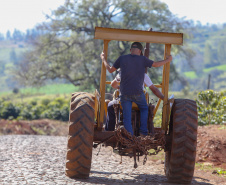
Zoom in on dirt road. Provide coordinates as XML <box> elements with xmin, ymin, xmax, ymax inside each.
<box><xmin>0</xmin><ymin>135</ymin><xmax>225</xmax><ymax>185</ymax></box>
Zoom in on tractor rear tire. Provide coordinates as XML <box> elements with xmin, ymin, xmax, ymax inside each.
<box><xmin>165</xmin><ymin>99</ymin><xmax>198</xmax><ymax>184</ymax></box>
<box><xmin>65</xmin><ymin>92</ymin><xmax>95</xmax><ymax>179</ymax></box>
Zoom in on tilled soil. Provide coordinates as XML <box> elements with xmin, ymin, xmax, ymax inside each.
<box><xmin>0</xmin><ymin>135</ymin><xmax>226</xmax><ymax>185</ymax></box>
<box><xmin>196</xmin><ymin>125</ymin><xmax>226</xmax><ymax>169</ymax></box>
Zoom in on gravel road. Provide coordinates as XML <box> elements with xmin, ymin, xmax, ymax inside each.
<box><xmin>0</xmin><ymin>135</ymin><xmax>225</xmax><ymax>185</ymax></box>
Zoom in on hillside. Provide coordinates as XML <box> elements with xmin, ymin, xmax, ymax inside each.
<box><xmin>0</xmin><ymin>40</ymin><xmax>28</xmax><ymax>92</ymax></box>
<box><xmin>0</xmin><ymin>24</ymin><xmax>226</xmax><ymax>93</ymax></box>
<box><xmin>174</xmin><ymin>24</ymin><xmax>226</xmax><ymax>91</ymax></box>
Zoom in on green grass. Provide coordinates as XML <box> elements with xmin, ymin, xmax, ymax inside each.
<box><xmin>0</xmin><ymin>83</ymin><xmax>80</xmax><ymax>96</ymax></box>
<box><xmin>0</xmin><ymin>83</ymin><xmax>95</xmax><ymax>103</ymax></box>
<box><xmin>204</xmin><ymin>64</ymin><xmax>226</xmax><ymax>73</ymax></box>
<box><xmin>219</xmin><ymin>125</ymin><xmax>226</xmax><ymax>130</ymax></box>
<box><xmin>183</xmin><ymin>71</ymin><xmax>198</xmax><ymax>79</ymax></box>
<box><xmin>182</xmin><ymin>64</ymin><xmax>226</xmax><ymax>82</ymax></box>
<box><xmin>19</xmin><ymin>83</ymin><xmax>79</xmax><ymax>95</ymax></box>
<box><xmin>195</xmin><ymin>163</ymin><xmax>226</xmax><ymax>176</ymax></box>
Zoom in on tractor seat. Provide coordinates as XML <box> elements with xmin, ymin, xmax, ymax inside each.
<box><xmin>112</xmin><ymin>90</ymin><xmax>149</xmax><ymax>110</ymax></box>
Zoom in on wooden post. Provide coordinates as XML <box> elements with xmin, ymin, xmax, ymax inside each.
<box><xmin>207</xmin><ymin>74</ymin><xmax>211</xmax><ymax>89</ymax></box>
<box><xmin>162</xmin><ymin>44</ymin><xmax>171</xmax><ymax>131</ymax></box>
<box><xmin>98</xmin><ymin>40</ymin><xmax>109</xmax><ymax>130</ymax></box>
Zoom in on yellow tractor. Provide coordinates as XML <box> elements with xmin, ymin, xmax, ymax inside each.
<box><xmin>65</xmin><ymin>27</ymin><xmax>198</xmax><ymax>184</ymax></box>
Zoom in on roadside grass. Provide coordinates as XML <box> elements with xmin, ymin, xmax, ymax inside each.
<box><xmin>148</xmin><ymin>150</ymin><xmax>165</xmax><ymax>161</ymax></box>
<box><xmin>195</xmin><ymin>163</ymin><xmax>226</xmax><ymax>177</ymax></box>
<box><xmin>148</xmin><ymin>153</ymin><xmax>226</xmax><ymax>177</ymax></box>
<box><xmin>219</xmin><ymin>125</ymin><xmax>226</xmax><ymax>130</ymax></box>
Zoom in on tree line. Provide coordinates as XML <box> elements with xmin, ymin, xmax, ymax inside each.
<box><xmin>0</xmin><ymin>28</ymin><xmax>43</xmax><ymax>42</ymax></box>
<box><xmin>1</xmin><ymin>0</ymin><xmax>225</xmax><ymax>92</ymax></box>
<box><xmin>11</xmin><ymin>0</ymin><xmax>194</xmax><ymax>92</ymax></box>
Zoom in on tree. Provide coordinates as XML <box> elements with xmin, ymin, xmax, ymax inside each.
<box><xmin>0</xmin><ymin>33</ymin><xmax>4</xmax><ymax>41</ymax></box>
<box><xmin>217</xmin><ymin>39</ymin><xmax>226</xmax><ymax>64</ymax></box>
<box><xmin>13</xmin><ymin>0</ymin><xmax>193</xmax><ymax>90</ymax></box>
<box><xmin>12</xmin><ymin>29</ymin><xmax>24</xmax><ymax>42</ymax></box>
<box><xmin>10</xmin><ymin>49</ymin><xmax>18</xmax><ymax>64</ymax></box>
<box><xmin>6</xmin><ymin>30</ymin><xmax>11</xmax><ymax>40</ymax></box>
<box><xmin>204</xmin><ymin>43</ymin><xmax>213</xmax><ymax>68</ymax></box>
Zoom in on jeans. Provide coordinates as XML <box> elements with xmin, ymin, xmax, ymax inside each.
<box><xmin>105</xmin><ymin>100</ymin><xmax>117</xmax><ymax>131</ymax></box>
<box><xmin>120</xmin><ymin>93</ymin><xmax>148</xmax><ymax>136</ymax></box>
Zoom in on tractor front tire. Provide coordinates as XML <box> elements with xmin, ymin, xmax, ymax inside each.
<box><xmin>65</xmin><ymin>92</ymin><xmax>95</xmax><ymax>179</ymax></box>
<box><xmin>165</xmin><ymin>99</ymin><xmax>198</xmax><ymax>184</ymax></box>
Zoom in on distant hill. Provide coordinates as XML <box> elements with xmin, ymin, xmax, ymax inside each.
<box><xmin>0</xmin><ymin>24</ymin><xmax>226</xmax><ymax>94</ymax></box>
<box><xmin>0</xmin><ymin>40</ymin><xmax>28</xmax><ymax>92</ymax></box>
<box><xmin>0</xmin><ymin>28</ymin><xmax>42</xmax><ymax>92</ymax></box>
<box><xmin>172</xmin><ymin>23</ymin><xmax>226</xmax><ymax>91</ymax></box>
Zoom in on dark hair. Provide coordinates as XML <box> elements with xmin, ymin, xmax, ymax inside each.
<box><xmin>131</xmin><ymin>42</ymin><xmax>143</xmax><ymax>55</ymax></box>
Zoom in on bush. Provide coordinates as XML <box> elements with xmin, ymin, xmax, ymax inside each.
<box><xmin>41</xmin><ymin>98</ymin><xmax>51</xmax><ymax>106</ymax></box>
<box><xmin>196</xmin><ymin>90</ymin><xmax>226</xmax><ymax>125</ymax></box>
<box><xmin>0</xmin><ymin>101</ymin><xmax>20</xmax><ymax>119</ymax></box>
<box><xmin>0</xmin><ymin>97</ymin><xmax>70</xmax><ymax>121</ymax></box>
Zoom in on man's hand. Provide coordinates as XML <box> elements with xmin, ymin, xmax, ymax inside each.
<box><xmin>152</xmin><ymin>55</ymin><xmax>173</xmax><ymax>67</ymax></box>
<box><xmin>100</xmin><ymin>52</ymin><xmax>105</xmax><ymax>60</ymax></box>
<box><xmin>166</xmin><ymin>55</ymin><xmax>172</xmax><ymax>62</ymax></box>
<box><xmin>100</xmin><ymin>51</ymin><xmax>117</xmax><ymax>73</ymax></box>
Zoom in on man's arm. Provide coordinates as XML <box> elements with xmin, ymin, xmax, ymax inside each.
<box><xmin>152</xmin><ymin>55</ymin><xmax>172</xmax><ymax>67</ymax></box>
<box><xmin>100</xmin><ymin>52</ymin><xmax>117</xmax><ymax>73</ymax></box>
<box><xmin>111</xmin><ymin>79</ymin><xmax>120</xmax><ymax>89</ymax></box>
<box><xmin>149</xmin><ymin>84</ymin><xmax>164</xmax><ymax>100</ymax></box>
<box><xmin>144</xmin><ymin>73</ymin><xmax>164</xmax><ymax>100</ymax></box>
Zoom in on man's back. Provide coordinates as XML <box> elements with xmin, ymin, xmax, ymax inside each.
<box><xmin>113</xmin><ymin>54</ymin><xmax>153</xmax><ymax>95</ymax></box>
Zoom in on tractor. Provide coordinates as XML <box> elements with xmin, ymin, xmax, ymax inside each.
<box><xmin>65</xmin><ymin>27</ymin><xmax>198</xmax><ymax>184</ymax></box>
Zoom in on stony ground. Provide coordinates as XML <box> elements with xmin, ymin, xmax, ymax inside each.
<box><xmin>0</xmin><ymin>135</ymin><xmax>226</xmax><ymax>185</ymax></box>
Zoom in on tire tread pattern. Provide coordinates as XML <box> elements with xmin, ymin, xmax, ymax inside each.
<box><xmin>65</xmin><ymin>92</ymin><xmax>95</xmax><ymax>179</ymax></box>
<box><xmin>165</xmin><ymin>99</ymin><xmax>198</xmax><ymax>184</ymax></box>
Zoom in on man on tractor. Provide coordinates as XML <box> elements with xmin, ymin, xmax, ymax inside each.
<box><xmin>100</xmin><ymin>42</ymin><xmax>172</xmax><ymax>136</ymax></box>
<box><xmin>105</xmin><ymin>71</ymin><xmax>164</xmax><ymax>132</ymax></box>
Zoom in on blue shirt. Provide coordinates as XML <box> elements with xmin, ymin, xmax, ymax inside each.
<box><xmin>113</xmin><ymin>54</ymin><xmax>153</xmax><ymax>95</ymax></box>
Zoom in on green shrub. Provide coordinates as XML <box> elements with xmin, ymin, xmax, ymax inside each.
<box><xmin>60</xmin><ymin>105</ymin><xmax>69</xmax><ymax>121</ymax></box>
<box><xmin>196</xmin><ymin>90</ymin><xmax>226</xmax><ymax>125</ymax></box>
<box><xmin>0</xmin><ymin>97</ymin><xmax>70</xmax><ymax>121</ymax></box>
<box><xmin>29</xmin><ymin>100</ymin><xmax>37</xmax><ymax>106</ymax></box>
<box><xmin>41</xmin><ymin>98</ymin><xmax>51</xmax><ymax>106</ymax></box>
<box><xmin>0</xmin><ymin>101</ymin><xmax>20</xmax><ymax>119</ymax></box>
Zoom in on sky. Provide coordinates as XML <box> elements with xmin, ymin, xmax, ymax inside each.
<box><xmin>161</xmin><ymin>0</ymin><xmax>226</xmax><ymax>25</ymax></box>
<box><xmin>0</xmin><ymin>0</ymin><xmax>63</xmax><ymax>34</ymax></box>
<box><xmin>0</xmin><ymin>0</ymin><xmax>226</xmax><ymax>35</ymax></box>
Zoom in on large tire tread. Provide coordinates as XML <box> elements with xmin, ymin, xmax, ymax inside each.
<box><xmin>165</xmin><ymin>99</ymin><xmax>198</xmax><ymax>184</ymax></box>
<box><xmin>65</xmin><ymin>92</ymin><xmax>95</xmax><ymax>179</ymax></box>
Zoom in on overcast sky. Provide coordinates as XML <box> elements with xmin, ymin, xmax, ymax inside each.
<box><xmin>0</xmin><ymin>0</ymin><xmax>225</xmax><ymax>34</ymax></box>
<box><xmin>161</xmin><ymin>0</ymin><xmax>226</xmax><ymax>25</ymax></box>
<box><xmin>0</xmin><ymin>0</ymin><xmax>63</xmax><ymax>34</ymax></box>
